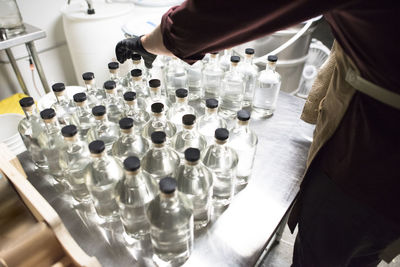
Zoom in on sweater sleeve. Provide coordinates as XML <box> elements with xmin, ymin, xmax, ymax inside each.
<box><xmin>160</xmin><ymin>0</ymin><xmax>349</xmax><ymax>63</ymax></box>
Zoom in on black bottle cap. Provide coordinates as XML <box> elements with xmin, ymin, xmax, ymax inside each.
<box><xmin>52</xmin><ymin>82</ymin><xmax>65</xmax><ymax>92</ymax></box>
<box><xmin>130</xmin><ymin>69</ymin><xmax>142</xmax><ymax>77</ymax></box>
<box><xmin>19</xmin><ymin>97</ymin><xmax>34</xmax><ymax>108</ymax></box>
<box><xmin>245</xmin><ymin>48</ymin><xmax>255</xmax><ymax>55</ymax></box>
<box><xmin>215</xmin><ymin>128</ymin><xmax>229</xmax><ymax>141</ymax></box>
<box><xmin>92</xmin><ymin>105</ymin><xmax>106</xmax><ymax>116</ymax></box>
<box><xmin>149</xmin><ymin>79</ymin><xmax>161</xmax><ymax>88</ymax></box>
<box><xmin>182</xmin><ymin>114</ymin><xmax>196</xmax><ymax>126</ymax></box>
<box><xmin>237</xmin><ymin>109</ymin><xmax>250</xmax><ymax>121</ymax></box>
<box><xmin>268</xmin><ymin>55</ymin><xmax>278</xmax><ymax>62</ymax></box>
<box><xmin>73</xmin><ymin>92</ymin><xmax>87</xmax><ymax>103</ymax></box>
<box><xmin>123</xmin><ymin>156</ymin><xmax>141</xmax><ymax>171</ymax></box>
<box><xmin>159</xmin><ymin>177</ymin><xmax>176</xmax><ymax>194</ymax></box>
<box><xmin>82</xmin><ymin>72</ymin><xmax>95</xmax><ymax>81</ymax></box>
<box><xmin>119</xmin><ymin>117</ymin><xmax>133</xmax><ymax>129</ymax></box>
<box><xmin>175</xmin><ymin>88</ymin><xmax>188</xmax><ymax>98</ymax></box>
<box><xmin>151</xmin><ymin>131</ymin><xmax>166</xmax><ymax>144</ymax></box>
<box><xmin>206</xmin><ymin>98</ymin><xmax>218</xmax><ymax>109</ymax></box>
<box><xmin>104</xmin><ymin>80</ymin><xmax>116</xmax><ymax>90</ymax></box>
<box><xmin>108</xmin><ymin>62</ymin><xmax>119</xmax><ymax>70</ymax></box>
<box><xmin>123</xmin><ymin>91</ymin><xmax>137</xmax><ymax>101</ymax></box>
<box><xmin>184</xmin><ymin>148</ymin><xmax>200</xmax><ymax>162</ymax></box>
<box><xmin>89</xmin><ymin>140</ymin><xmax>105</xmax><ymax>154</ymax></box>
<box><xmin>40</xmin><ymin>108</ymin><xmax>56</xmax><ymax>120</ymax></box>
<box><xmin>131</xmin><ymin>54</ymin><xmax>142</xmax><ymax>61</ymax></box>
<box><xmin>230</xmin><ymin>56</ymin><xmax>240</xmax><ymax>63</ymax></box>
<box><xmin>151</xmin><ymin>102</ymin><xmax>164</xmax><ymax>113</ymax></box>
<box><xmin>61</xmin><ymin>125</ymin><xmax>78</xmax><ymax>137</ymax></box>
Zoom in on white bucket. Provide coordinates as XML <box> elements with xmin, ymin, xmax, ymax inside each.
<box><xmin>0</xmin><ymin>113</ymin><xmax>25</xmax><ymax>155</ymax></box>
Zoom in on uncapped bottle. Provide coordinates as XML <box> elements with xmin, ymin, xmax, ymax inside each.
<box><xmin>197</xmin><ymin>99</ymin><xmax>227</xmax><ymax>146</ymax></box>
<box><xmin>202</xmin><ymin>128</ymin><xmax>238</xmax><ymax>206</ymax></box>
<box><xmin>147</xmin><ymin>177</ymin><xmax>194</xmax><ymax>266</ymax></box>
<box><xmin>176</xmin><ymin>148</ymin><xmax>213</xmax><ymax>229</ymax></box>
<box><xmin>166</xmin><ymin>88</ymin><xmax>196</xmax><ymax>130</ymax></box>
<box><xmin>123</xmin><ymin>91</ymin><xmax>150</xmax><ymax>134</ymax></box>
<box><xmin>72</xmin><ymin>92</ymin><xmax>96</xmax><ymax>140</ymax></box>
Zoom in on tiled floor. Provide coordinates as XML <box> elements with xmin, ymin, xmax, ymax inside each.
<box><xmin>259</xmin><ymin>226</ymin><xmax>400</xmax><ymax>267</ymax></box>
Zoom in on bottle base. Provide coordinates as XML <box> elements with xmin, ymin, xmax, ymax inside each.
<box><xmin>251</xmin><ymin>107</ymin><xmax>274</xmax><ymax>118</ymax></box>
<box><xmin>152</xmin><ymin>250</ymin><xmax>191</xmax><ymax>267</ymax></box>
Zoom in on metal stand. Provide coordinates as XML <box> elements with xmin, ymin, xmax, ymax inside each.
<box><xmin>0</xmin><ymin>24</ymin><xmax>50</xmax><ymax>95</ymax></box>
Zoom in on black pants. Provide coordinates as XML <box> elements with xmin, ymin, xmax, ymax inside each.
<box><xmin>292</xmin><ymin>167</ymin><xmax>399</xmax><ymax>267</ymax></box>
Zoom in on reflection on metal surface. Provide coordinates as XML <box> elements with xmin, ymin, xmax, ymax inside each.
<box><xmin>21</xmin><ymin>92</ymin><xmax>311</xmax><ymax>267</ymax></box>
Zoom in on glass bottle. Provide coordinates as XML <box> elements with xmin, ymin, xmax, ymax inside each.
<box><xmin>108</xmin><ymin>61</ymin><xmax>124</xmax><ymax>96</ymax></box>
<box><xmin>145</xmin><ymin>79</ymin><xmax>168</xmax><ymax>112</ymax></box>
<box><xmin>123</xmin><ymin>91</ymin><xmax>150</xmax><ymax>134</ymax></box>
<box><xmin>50</xmin><ymin>82</ymin><xmax>76</xmax><ymax>126</ymax></box>
<box><xmin>17</xmin><ymin>97</ymin><xmax>47</xmax><ymax>169</ymax></box>
<box><xmin>59</xmin><ymin>125</ymin><xmax>91</xmax><ymax>202</ymax></box>
<box><xmin>147</xmin><ymin>177</ymin><xmax>193</xmax><ymax>266</ymax></box>
<box><xmin>82</xmin><ymin>72</ymin><xmax>105</xmax><ymax>107</ymax></box>
<box><xmin>185</xmin><ymin>60</ymin><xmax>203</xmax><ymax>101</ymax></box>
<box><xmin>165</xmin><ymin>57</ymin><xmax>188</xmax><ymax>104</ymax></box>
<box><xmin>253</xmin><ymin>55</ymin><xmax>281</xmax><ymax>118</ymax></box>
<box><xmin>72</xmin><ymin>92</ymin><xmax>96</xmax><ymax>140</ymax></box>
<box><xmin>202</xmin><ymin>52</ymin><xmax>224</xmax><ymax>100</ymax></box>
<box><xmin>197</xmin><ymin>99</ymin><xmax>227</xmax><ymax>146</ymax></box>
<box><xmin>142</xmin><ymin>103</ymin><xmax>177</xmax><ymax>141</ymax></box>
<box><xmin>116</xmin><ymin>156</ymin><xmax>157</xmax><ymax>241</ymax></box>
<box><xmin>87</xmin><ymin>140</ymin><xmax>123</xmax><ymax>221</ymax></box>
<box><xmin>176</xmin><ymin>148</ymin><xmax>213</xmax><ymax>229</ymax></box>
<box><xmin>228</xmin><ymin>110</ymin><xmax>258</xmax><ymax>186</ymax></box>
<box><xmin>141</xmin><ymin>131</ymin><xmax>180</xmax><ymax>183</ymax></box>
<box><xmin>87</xmin><ymin>105</ymin><xmax>119</xmax><ymax>155</ymax></box>
<box><xmin>166</xmin><ymin>88</ymin><xmax>196</xmax><ymax>130</ymax></box>
<box><xmin>39</xmin><ymin>108</ymin><xmax>66</xmax><ymax>183</ymax></box>
<box><xmin>128</xmin><ymin>68</ymin><xmax>149</xmax><ymax>99</ymax></box>
<box><xmin>172</xmin><ymin>114</ymin><xmax>207</xmax><ymax>159</ymax></box>
<box><xmin>202</xmin><ymin>128</ymin><xmax>238</xmax><ymax>206</ymax></box>
<box><xmin>238</xmin><ymin>48</ymin><xmax>258</xmax><ymax>107</ymax></box>
<box><xmin>103</xmin><ymin>80</ymin><xmax>125</xmax><ymax>124</ymax></box>
<box><xmin>220</xmin><ymin>56</ymin><xmax>245</xmax><ymax>118</ymax></box>
<box><xmin>219</xmin><ymin>49</ymin><xmax>233</xmax><ymax>72</ymax></box>
<box><xmin>130</xmin><ymin>53</ymin><xmax>148</xmax><ymax>82</ymax></box>
<box><xmin>112</xmin><ymin>117</ymin><xmax>150</xmax><ymax>165</ymax></box>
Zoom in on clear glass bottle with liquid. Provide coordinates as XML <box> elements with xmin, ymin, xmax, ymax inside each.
<box><xmin>228</xmin><ymin>110</ymin><xmax>258</xmax><ymax>186</ymax></box>
<box><xmin>166</xmin><ymin>88</ymin><xmax>195</xmax><ymax>130</ymax></box>
<box><xmin>142</xmin><ymin>103</ymin><xmax>177</xmax><ymax>141</ymax></box>
<box><xmin>147</xmin><ymin>177</ymin><xmax>193</xmax><ymax>266</ymax></box>
<box><xmin>176</xmin><ymin>148</ymin><xmax>213</xmax><ymax>229</ymax></box>
<box><xmin>141</xmin><ymin>131</ymin><xmax>180</xmax><ymax>183</ymax></box>
<box><xmin>112</xmin><ymin>117</ymin><xmax>150</xmax><ymax>165</ymax></box>
<box><xmin>185</xmin><ymin>60</ymin><xmax>203</xmax><ymax>101</ymax></box>
<box><xmin>82</xmin><ymin>72</ymin><xmax>105</xmax><ymax>107</ymax></box>
<box><xmin>165</xmin><ymin>57</ymin><xmax>188</xmax><ymax>104</ymax></box>
<box><xmin>219</xmin><ymin>49</ymin><xmax>232</xmax><ymax>72</ymax></box>
<box><xmin>172</xmin><ymin>114</ymin><xmax>207</xmax><ymax>159</ymax></box>
<box><xmin>72</xmin><ymin>92</ymin><xmax>96</xmax><ymax>140</ymax></box>
<box><xmin>59</xmin><ymin>125</ymin><xmax>91</xmax><ymax>203</ymax></box>
<box><xmin>87</xmin><ymin>105</ymin><xmax>119</xmax><ymax>154</ymax></box>
<box><xmin>202</xmin><ymin>128</ymin><xmax>238</xmax><ymax>206</ymax></box>
<box><xmin>39</xmin><ymin>108</ymin><xmax>66</xmax><ymax>183</ymax></box>
<box><xmin>253</xmin><ymin>55</ymin><xmax>281</xmax><ymax>117</ymax></box>
<box><xmin>202</xmin><ymin>52</ymin><xmax>224</xmax><ymax>100</ymax></box>
<box><xmin>108</xmin><ymin>62</ymin><xmax>124</xmax><ymax>96</ymax></box>
<box><xmin>145</xmin><ymin>79</ymin><xmax>168</xmax><ymax>112</ymax></box>
<box><xmin>103</xmin><ymin>80</ymin><xmax>125</xmax><ymax>124</ymax></box>
<box><xmin>198</xmin><ymin>99</ymin><xmax>227</xmax><ymax>146</ymax></box>
<box><xmin>238</xmin><ymin>48</ymin><xmax>258</xmax><ymax>107</ymax></box>
<box><xmin>128</xmin><ymin>69</ymin><xmax>149</xmax><ymax>100</ymax></box>
<box><xmin>50</xmin><ymin>82</ymin><xmax>76</xmax><ymax>126</ymax></box>
<box><xmin>18</xmin><ymin>97</ymin><xmax>47</xmax><ymax>169</ymax></box>
<box><xmin>130</xmin><ymin>53</ymin><xmax>148</xmax><ymax>82</ymax></box>
<box><xmin>116</xmin><ymin>156</ymin><xmax>157</xmax><ymax>241</ymax></box>
<box><xmin>123</xmin><ymin>91</ymin><xmax>150</xmax><ymax>134</ymax></box>
<box><xmin>220</xmin><ymin>56</ymin><xmax>245</xmax><ymax>118</ymax></box>
<box><xmin>87</xmin><ymin>140</ymin><xmax>123</xmax><ymax>221</ymax></box>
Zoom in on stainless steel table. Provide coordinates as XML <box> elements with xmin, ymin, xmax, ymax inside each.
<box><xmin>20</xmin><ymin>92</ymin><xmax>313</xmax><ymax>267</ymax></box>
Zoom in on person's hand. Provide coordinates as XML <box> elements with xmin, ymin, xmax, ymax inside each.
<box><xmin>115</xmin><ymin>36</ymin><xmax>157</xmax><ymax>68</ymax></box>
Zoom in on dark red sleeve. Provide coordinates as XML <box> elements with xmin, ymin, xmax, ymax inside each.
<box><xmin>160</xmin><ymin>0</ymin><xmax>349</xmax><ymax>63</ymax></box>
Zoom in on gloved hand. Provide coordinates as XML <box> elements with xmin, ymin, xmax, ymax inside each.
<box><xmin>115</xmin><ymin>36</ymin><xmax>157</xmax><ymax>68</ymax></box>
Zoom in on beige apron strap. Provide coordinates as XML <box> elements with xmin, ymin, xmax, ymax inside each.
<box><xmin>345</xmin><ymin>69</ymin><xmax>400</xmax><ymax>110</ymax></box>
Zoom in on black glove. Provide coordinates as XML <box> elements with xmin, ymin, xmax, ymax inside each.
<box><xmin>115</xmin><ymin>36</ymin><xmax>157</xmax><ymax>68</ymax></box>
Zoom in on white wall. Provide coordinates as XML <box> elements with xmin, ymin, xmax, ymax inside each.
<box><xmin>0</xmin><ymin>0</ymin><xmax>76</xmax><ymax>101</ymax></box>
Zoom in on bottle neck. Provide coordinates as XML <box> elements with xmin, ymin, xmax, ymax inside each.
<box><xmin>209</xmin><ymin>54</ymin><xmax>218</xmax><ymax>65</ymax></box>
<box><xmin>149</xmin><ymin>87</ymin><xmax>161</xmax><ymax>99</ymax></box>
<box><xmin>152</xmin><ymin>142</ymin><xmax>166</xmax><ymax>149</ymax></box>
<box><xmin>131</xmin><ymin>76</ymin><xmax>143</xmax><ymax>86</ymax></box>
<box><xmin>64</xmin><ymin>135</ymin><xmax>83</xmax><ymax>150</ymax></box>
<box><xmin>215</xmin><ymin>139</ymin><xmax>227</xmax><ymax>146</ymax></box>
<box><xmin>183</xmin><ymin>124</ymin><xmax>195</xmax><ymax>133</ymax></box>
<box><xmin>176</xmin><ymin>97</ymin><xmax>188</xmax><ymax>105</ymax></box>
<box><xmin>91</xmin><ymin>152</ymin><xmax>107</xmax><ymax>162</ymax></box>
<box><xmin>244</xmin><ymin>55</ymin><xmax>254</xmax><ymax>65</ymax></box>
<box><xmin>43</xmin><ymin>118</ymin><xmax>60</xmax><ymax>133</ymax></box>
<box><xmin>106</xmin><ymin>89</ymin><xmax>117</xmax><ymax>99</ymax></box>
<box><xmin>125</xmin><ymin>100</ymin><xmax>139</xmax><ymax>111</ymax></box>
<box><xmin>235</xmin><ymin>120</ymin><xmax>250</xmax><ymax>132</ymax></box>
<box><xmin>109</xmin><ymin>69</ymin><xmax>119</xmax><ymax>79</ymax></box>
<box><xmin>267</xmin><ymin>61</ymin><xmax>276</xmax><ymax>71</ymax></box>
<box><xmin>229</xmin><ymin>62</ymin><xmax>239</xmax><ymax>73</ymax></box>
<box><xmin>160</xmin><ymin>191</ymin><xmax>178</xmax><ymax>204</ymax></box>
<box><xmin>94</xmin><ymin>115</ymin><xmax>109</xmax><ymax>124</ymax></box>
<box><xmin>54</xmin><ymin>92</ymin><xmax>68</xmax><ymax>104</ymax></box>
<box><xmin>152</xmin><ymin>112</ymin><xmax>165</xmax><ymax>121</ymax></box>
<box><xmin>205</xmin><ymin>107</ymin><xmax>218</xmax><ymax>116</ymax></box>
<box><xmin>124</xmin><ymin>170</ymin><xmax>143</xmax><ymax>186</ymax></box>
<box><xmin>84</xmin><ymin>79</ymin><xmax>96</xmax><ymax>92</ymax></box>
<box><xmin>120</xmin><ymin>128</ymin><xmax>136</xmax><ymax>139</ymax></box>
<box><xmin>132</xmin><ymin>60</ymin><xmax>144</xmax><ymax>69</ymax></box>
<box><xmin>22</xmin><ymin>106</ymin><xmax>38</xmax><ymax>120</ymax></box>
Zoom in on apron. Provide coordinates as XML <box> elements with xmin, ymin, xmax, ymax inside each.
<box><xmin>288</xmin><ymin>40</ymin><xmax>400</xmax><ymax>262</ymax></box>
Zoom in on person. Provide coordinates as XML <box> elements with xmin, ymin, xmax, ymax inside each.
<box><xmin>115</xmin><ymin>0</ymin><xmax>400</xmax><ymax>266</ymax></box>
